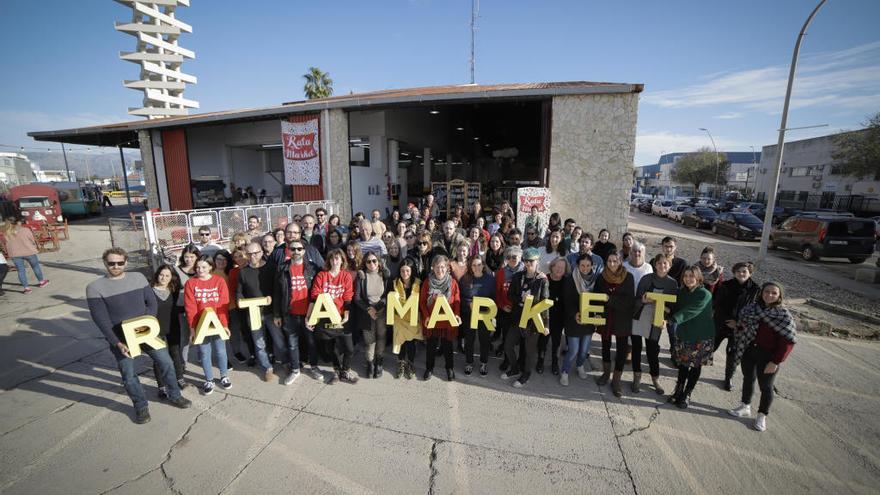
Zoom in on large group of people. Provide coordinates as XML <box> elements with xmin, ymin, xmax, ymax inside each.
<box><xmin>87</xmin><ymin>198</ymin><xmax>797</xmax><ymax>432</ymax></box>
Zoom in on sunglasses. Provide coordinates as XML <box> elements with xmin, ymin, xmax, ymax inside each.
<box><xmin>405</xmin><ymin>235</ymin><xmax>414</xmax><ymax>240</ymax></box>
<box><xmin>366</xmin><ymin>259</ymin><xmax>379</xmax><ymax>264</ymax></box>
<box><xmin>527</xmin><ymin>232</ymin><xmax>536</xmax><ymax>236</ymax></box>
<box><xmin>199</xmin><ymin>233</ymin><xmax>211</xmax><ymax>237</ymax></box>
<box><xmin>505</xmin><ymin>255</ymin><xmax>519</xmax><ymax>260</ymax></box>
<box><xmin>290</xmin><ymin>247</ymin><xmax>305</xmax><ymax>252</ymax></box>
<box><xmin>317</xmin><ymin>213</ymin><xmax>325</xmax><ymax>217</ymax></box>
<box><xmin>106</xmin><ymin>261</ymin><xmax>125</xmax><ymax>267</ymax></box>
<box><xmin>418</xmin><ymin>241</ymin><xmax>429</xmax><ymax>246</ymax></box>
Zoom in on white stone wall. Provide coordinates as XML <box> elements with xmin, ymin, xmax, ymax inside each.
<box><xmin>323</xmin><ymin>108</ymin><xmax>352</xmax><ymax>220</ymax></box>
<box><xmin>548</xmin><ymin>94</ymin><xmax>639</xmax><ymax>240</ymax></box>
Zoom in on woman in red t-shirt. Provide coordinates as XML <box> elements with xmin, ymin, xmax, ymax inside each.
<box><xmin>308</xmin><ymin>248</ymin><xmax>356</xmax><ymax>384</ymax></box>
<box><xmin>184</xmin><ymin>256</ymin><xmax>231</xmax><ymax>396</ymax></box>
<box><xmin>420</xmin><ymin>255</ymin><xmax>461</xmax><ymax>382</ymax></box>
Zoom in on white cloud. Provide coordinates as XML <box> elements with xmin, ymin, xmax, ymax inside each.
<box><xmin>642</xmin><ymin>41</ymin><xmax>880</xmax><ymax>115</ymax></box>
<box><xmin>713</xmin><ymin>112</ymin><xmax>743</xmax><ymax>120</ymax></box>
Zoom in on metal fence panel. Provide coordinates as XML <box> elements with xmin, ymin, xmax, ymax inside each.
<box><xmin>108</xmin><ymin>216</ymin><xmax>150</xmax><ymax>269</ymax></box>
<box><xmin>245</xmin><ymin>207</ymin><xmax>270</xmax><ymax>234</ymax></box>
<box><xmin>153</xmin><ymin>213</ymin><xmax>190</xmax><ymax>250</ymax></box>
<box><xmin>144</xmin><ymin>201</ymin><xmax>338</xmax><ymax>270</ymax></box>
<box><xmin>268</xmin><ymin>205</ymin><xmax>291</xmax><ymax>230</ymax></box>
<box><xmin>219</xmin><ymin>209</ymin><xmax>246</xmax><ymax>240</ymax></box>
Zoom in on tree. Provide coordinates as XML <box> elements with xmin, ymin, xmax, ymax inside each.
<box><xmin>303</xmin><ymin>67</ymin><xmax>333</xmax><ymax>99</ymax></box>
<box><xmin>670</xmin><ymin>147</ymin><xmax>729</xmax><ymax>195</ymax></box>
<box><xmin>831</xmin><ymin>112</ymin><xmax>880</xmax><ymax>180</ymax></box>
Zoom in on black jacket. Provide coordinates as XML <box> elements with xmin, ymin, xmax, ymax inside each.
<box><xmin>713</xmin><ymin>277</ymin><xmax>760</xmax><ymax>327</ymax></box>
<box><xmin>594</xmin><ymin>273</ymin><xmax>636</xmax><ymax>336</ymax></box>
<box><xmin>405</xmin><ymin>250</ymin><xmax>434</xmax><ymax>282</ymax></box>
<box><xmin>561</xmin><ymin>274</ymin><xmax>596</xmax><ymax>338</ymax></box>
<box><xmin>270</xmin><ymin>242</ymin><xmax>324</xmax><ymax>273</ymax></box>
<box><xmin>352</xmin><ymin>268</ymin><xmax>391</xmax><ymax>329</ymax></box>
<box><xmin>508</xmin><ymin>271</ymin><xmax>550</xmax><ymax>334</ymax></box>
<box><xmin>272</xmin><ymin>259</ymin><xmax>317</xmax><ymax>318</ymax></box>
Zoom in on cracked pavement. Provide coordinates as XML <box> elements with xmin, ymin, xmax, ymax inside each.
<box><xmin>1</xmin><ymin>223</ymin><xmax>879</xmax><ymax>494</ymax></box>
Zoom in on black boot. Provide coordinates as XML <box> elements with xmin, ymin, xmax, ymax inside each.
<box><xmin>551</xmin><ymin>355</ymin><xmax>559</xmax><ymax>376</ymax></box>
<box><xmin>536</xmin><ymin>353</ymin><xmax>545</xmax><ymax>374</ymax></box>
<box><xmin>723</xmin><ymin>358</ymin><xmax>736</xmax><ymax>391</ymax></box>
<box><xmin>364</xmin><ymin>360</ymin><xmax>373</xmax><ymax>379</ymax></box>
<box><xmin>667</xmin><ymin>381</ymin><xmax>685</xmax><ymax>403</ymax></box>
<box><xmin>374</xmin><ymin>357</ymin><xmax>383</xmax><ymax>378</ymax></box>
<box><xmin>677</xmin><ymin>368</ymin><xmax>700</xmax><ymax>409</ymax></box>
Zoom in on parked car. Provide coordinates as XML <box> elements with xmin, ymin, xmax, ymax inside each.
<box><xmin>750</xmin><ymin>205</ymin><xmax>788</xmax><ymax>225</ymax></box>
<box><xmin>638</xmin><ymin>200</ymin><xmax>654</xmax><ymax>213</ymax></box>
<box><xmin>682</xmin><ymin>207</ymin><xmax>718</xmax><ymax>229</ymax></box>
<box><xmin>732</xmin><ymin>202</ymin><xmax>765</xmax><ymax>214</ymax></box>
<box><xmin>769</xmin><ymin>216</ymin><xmax>876</xmax><ymax>263</ymax></box>
<box><xmin>712</xmin><ymin>212</ymin><xmax>763</xmax><ymax>240</ymax></box>
<box><xmin>668</xmin><ymin>205</ymin><xmax>689</xmax><ymax>222</ymax></box>
<box><xmin>652</xmin><ymin>200</ymin><xmax>674</xmax><ymax>216</ymax></box>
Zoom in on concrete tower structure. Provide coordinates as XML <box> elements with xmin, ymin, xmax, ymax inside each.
<box><xmin>115</xmin><ymin>0</ymin><xmax>199</xmax><ymax>119</ymax></box>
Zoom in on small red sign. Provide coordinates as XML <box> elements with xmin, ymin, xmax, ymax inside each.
<box><xmin>283</xmin><ymin>132</ymin><xmax>317</xmax><ymax>160</ymax></box>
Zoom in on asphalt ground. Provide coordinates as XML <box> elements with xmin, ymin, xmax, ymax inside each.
<box><xmin>1</xmin><ymin>219</ymin><xmax>878</xmax><ymax>494</ymax></box>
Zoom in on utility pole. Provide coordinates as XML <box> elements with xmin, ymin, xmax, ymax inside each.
<box><xmin>61</xmin><ymin>143</ymin><xmax>71</xmax><ymax>181</ymax></box>
<box><xmin>118</xmin><ymin>145</ymin><xmax>132</xmax><ymax>207</ymax></box>
<box><xmin>470</xmin><ymin>0</ymin><xmax>479</xmax><ymax>84</ymax></box>
<box><xmin>757</xmin><ymin>0</ymin><xmax>827</xmax><ymax>266</ymax></box>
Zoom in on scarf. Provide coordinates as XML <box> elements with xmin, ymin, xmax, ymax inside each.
<box><xmin>428</xmin><ymin>271</ymin><xmax>452</xmax><ymax>300</ymax></box>
<box><xmin>503</xmin><ymin>262</ymin><xmax>524</xmax><ymax>283</ymax></box>
<box><xmin>573</xmin><ymin>268</ymin><xmax>598</xmax><ymax>294</ymax></box>
<box><xmin>734</xmin><ymin>303</ymin><xmax>797</xmax><ymax>365</ymax></box>
<box><xmin>700</xmin><ymin>262</ymin><xmax>724</xmax><ymax>286</ymax></box>
<box><xmin>602</xmin><ymin>264</ymin><xmax>627</xmax><ymax>285</ymax></box>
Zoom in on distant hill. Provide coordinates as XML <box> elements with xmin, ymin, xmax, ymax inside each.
<box><xmin>24</xmin><ymin>150</ymin><xmax>142</xmax><ymax>180</ymax></box>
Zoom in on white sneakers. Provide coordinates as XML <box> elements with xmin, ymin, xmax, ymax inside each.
<box><xmin>727</xmin><ymin>403</ymin><xmax>767</xmax><ymax>431</ymax></box>
<box><xmin>754</xmin><ymin>413</ymin><xmax>767</xmax><ymax>432</ymax></box>
<box><xmin>560</xmin><ymin>372</ymin><xmax>569</xmax><ymax>386</ymax></box>
<box><xmin>728</xmin><ymin>403</ymin><xmax>751</xmax><ymax>418</ymax></box>
<box><xmin>576</xmin><ymin>365</ymin><xmax>588</xmax><ymax>379</ymax></box>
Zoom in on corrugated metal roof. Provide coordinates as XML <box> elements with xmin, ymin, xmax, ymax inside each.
<box><xmin>28</xmin><ymin>80</ymin><xmax>643</xmax><ymax>146</ymax></box>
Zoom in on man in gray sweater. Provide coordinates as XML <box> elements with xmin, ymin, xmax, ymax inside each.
<box><xmin>86</xmin><ymin>248</ymin><xmax>191</xmax><ymax>424</ymax></box>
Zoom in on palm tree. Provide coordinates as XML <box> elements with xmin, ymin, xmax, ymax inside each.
<box><xmin>303</xmin><ymin>67</ymin><xmax>333</xmax><ymax>99</ymax></box>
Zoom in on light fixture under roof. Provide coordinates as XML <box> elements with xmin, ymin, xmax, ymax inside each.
<box><xmin>429</xmin><ymin>108</ymin><xmax>439</xmax><ymax>115</ymax></box>
<box><xmin>456</xmin><ymin>127</ymin><xmax>464</xmax><ymax>131</ymax></box>
<box><xmin>473</xmin><ymin>137</ymin><xmax>480</xmax><ymax>141</ymax></box>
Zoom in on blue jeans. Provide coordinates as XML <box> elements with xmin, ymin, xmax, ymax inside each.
<box><xmin>110</xmin><ymin>343</ymin><xmax>181</xmax><ymax>411</ymax></box>
<box><xmin>250</xmin><ymin>326</ymin><xmax>273</xmax><ymax>372</ymax></box>
<box><xmin>285</xmin><ymin>313</ymin><xmax>316</xmax><ymax>366</ymax></box>
<box><xmin>12</xmin><ymin>254</ymin><xmax>44</xmax><ymax>288</ymax></box>
<box><xmin>198</xmin><ymin>335</ymin><xmax>228</xmax><ymax>382</ymax></box>
<box><xmin>562</xmin><ymin>335</ymin><xmax>592</xmax><ymax>373</ymax></box>
<box><xmin>279</xmin><ymin>314</ymin><xmax>302</xmax><ymax>371</ymax></box>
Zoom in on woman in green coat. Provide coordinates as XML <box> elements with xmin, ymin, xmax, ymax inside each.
<box><xmin>665</xmin><ymin>265</ymin><xmax>714</xmax><ymax>409</ymax></box>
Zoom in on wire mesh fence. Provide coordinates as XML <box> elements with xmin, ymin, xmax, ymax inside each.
<box><xmin>108</xmin><ymin>216</ymin><xmax>151</xmax><ymax>270</ymax></box>
<box><xmin>145</xmin><ymin>201</ymin><xmax>338</xmax><ymax>269</ymax></box>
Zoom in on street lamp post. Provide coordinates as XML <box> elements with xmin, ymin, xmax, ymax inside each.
<box><xmin>757</xmin><ymin>0</ymin><xmax>827</xmax><ymax>267</ymax></box>
<box><xmin>698</xmin><ymin>128</ymin><xmax>720</xmax><ymax>198</ymax></box>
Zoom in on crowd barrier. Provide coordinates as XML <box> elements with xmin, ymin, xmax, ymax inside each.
<box><xmin>141</xmin><ymin>200</ymin><xmax>339</xmax><ymax>269</ymax></box>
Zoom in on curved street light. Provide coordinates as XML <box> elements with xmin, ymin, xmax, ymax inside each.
<box><xmin>757</xmin><ymin>0</ymin><xmax>828</xmax><ymax>266</ymax></box>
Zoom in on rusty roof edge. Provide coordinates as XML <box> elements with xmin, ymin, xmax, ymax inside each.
<box><xmin>29</xmin><ymin>82</ymin><xmax>643</xmax><ymax>141</ymax></box>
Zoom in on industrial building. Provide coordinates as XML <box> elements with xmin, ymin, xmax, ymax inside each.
<box><xmin>29</xmin><ymin>81</ymin><xmax>643</xmax><ymax>238</ymax></box>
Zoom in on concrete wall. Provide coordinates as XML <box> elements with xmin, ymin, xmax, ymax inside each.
<box><xmin>548</xmin><ymin>93</ymin><xmax>639</xmax><ymax>240</ymax></box>
<box><xmin>323</xmin><ymin>108</ymin><xmax>352</xmax><ymax>220</ymax></box>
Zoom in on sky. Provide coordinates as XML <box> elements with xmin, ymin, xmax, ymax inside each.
<box><xmin>1</xmin><ymin>0</ymin><xmax>878</xmax><ymax>166</ymax></box>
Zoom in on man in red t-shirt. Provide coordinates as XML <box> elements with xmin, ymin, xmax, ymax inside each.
<box><xmin>273</xmin><ymin>240</ymin><xmax>319</xmax><ymax>382</ymax></box>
